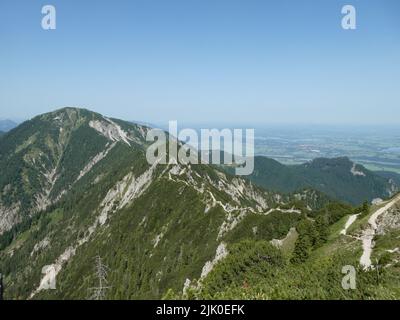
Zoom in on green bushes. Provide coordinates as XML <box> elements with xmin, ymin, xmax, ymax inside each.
<box><xmin>358</xmin><ymin>201</ymin><xmax>370</xmax><ymax>218</ymax></box>
<box><xmin>199</xmin><ymin>240</ymin><xmax>284</xmax><ymax>298</ymax></box>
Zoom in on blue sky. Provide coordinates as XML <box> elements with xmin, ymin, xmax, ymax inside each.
<box><xmin>0</xmin><ymin>0</ymin><xmax>399</xmax><ymax>124</ymax></box>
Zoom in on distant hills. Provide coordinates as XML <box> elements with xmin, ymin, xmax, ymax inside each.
<box><xmin>0</xmin><ymin>119</ymin><xmax>18</xmax><ymax>132</ymax></box>
<box><xmin>226</xmin><ymin>156</ymin><xmax>399</xmax><ymax>205</ymax></box>
<box><xmin>375</xmin><ymin>170</ymin><xmax>400</xmax><ymax>187</ymax></box>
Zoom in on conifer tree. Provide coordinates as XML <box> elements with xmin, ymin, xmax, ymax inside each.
<box><xmin>291</xmin><ymin>235</ymin><xmax>312</xmax><ymax>264</ymax></box>
<box><xmin>315</xmin><ymin>215</ymin><xmax>329</xmax><ymax>245</ymax></box>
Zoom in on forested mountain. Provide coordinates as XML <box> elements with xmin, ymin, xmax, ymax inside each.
<box><xmin>0</xmin><ymin>108</ymin><xmax>328</xmax><ymax>299</ymax></box>
<box><xmin>0</xmin><ymin>108</ymin><xmax>150</xmax><ymax>235</ymax></box>
<box><xmin>233</xmin><ymin>156</ymin><xmax>399</xmax><ymax>205</ymax></box>
<box><xmin>1</xmin><ymin>108</ymin><xmax>399</xmax><ymax>300</ymax></box>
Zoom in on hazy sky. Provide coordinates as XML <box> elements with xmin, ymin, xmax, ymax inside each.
<box><xmin>0</xmin><ymin>0</ymin><xmax>399</xmax><ymax>124</ymax></box>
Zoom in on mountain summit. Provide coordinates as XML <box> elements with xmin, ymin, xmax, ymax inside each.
<box><xmin>0</xmin><ymin>107</ymin><xmax>151</xmax><ymax>235</ymax></box>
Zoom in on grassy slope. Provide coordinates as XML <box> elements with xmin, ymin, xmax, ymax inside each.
<box><xmin>179</xmin><ymin>196</ymin><xmax>400</xmax><ymax>300</ymax></box>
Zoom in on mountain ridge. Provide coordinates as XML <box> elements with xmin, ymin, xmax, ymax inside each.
<box><xmin>1</xmin><ymin>107</ymin><xmax>399</xmax><ymax>300</ymax></box>
<box><xmin>0</xmin><ymin>107</ymin><xmax>153</xmax><ymax>235</ymax></box>
<box><xmin>1</xmin><ymin>107</ymin><xmax>331</xmax><ymax>299</ymax></box>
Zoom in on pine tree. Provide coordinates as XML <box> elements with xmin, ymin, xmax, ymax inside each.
<box><xmin>291</xmin><ymin>235</ymin><xmax>312</xmax><ymax>264</ymax></box>
<box><xmin>315</xmin><ymin>215</ymin><xmax>329</xmax><ymax>245</ymax></box>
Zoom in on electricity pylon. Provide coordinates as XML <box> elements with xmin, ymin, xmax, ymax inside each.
<box><xmin>87</xmin><ymin>256</ymin><xmax>111</xmax><ymax>300</ymax></box>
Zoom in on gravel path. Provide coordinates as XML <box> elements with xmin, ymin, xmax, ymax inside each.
<box><xmin>359</xmin><ymin>194</ymin><xmax>400</xmax><ymax>269</ymax></box>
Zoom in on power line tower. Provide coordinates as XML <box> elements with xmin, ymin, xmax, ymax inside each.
<box><xmin>87</xmin><ymin>256</ymin><xmax>111</xmax><ymax>300</ymax></box>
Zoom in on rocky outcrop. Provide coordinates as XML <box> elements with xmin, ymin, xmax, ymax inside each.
<box><xmin>0</xmin><ymin>202</ymin><xmax>21</xmax><ymax>235</ymax></box>
<box><xmin>89</xmin><ymin>118</ymin><xmax>132</xmax><ymax>146</ymax></box>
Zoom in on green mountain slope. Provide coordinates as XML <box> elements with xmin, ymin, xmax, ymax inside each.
<box><xmin>171</xmin><ymin>194</ymin><xmax>400</xmax><ymax>300</ymax></box>
<box><xmin>0</xmin><ymin>108</ymin><xmax>150</xmax><ymax>235</ymax></box>
<box><xmin>0</xmin><ymin>108</ymin><xmax>331</xmax><ymax>300</ymax></box>
<box><xmin>235</xmin><ymin>156</ymin><xmax>398</xmax><ymax>205</ymax></box>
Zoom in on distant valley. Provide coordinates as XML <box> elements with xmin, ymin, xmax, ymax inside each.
<box><xmin>253</xmin><ymin>125</ymin><xmax>400</xmax><ymax>174</ymax></box>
